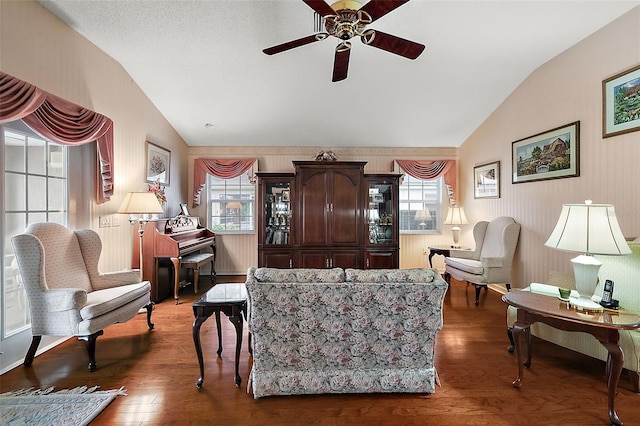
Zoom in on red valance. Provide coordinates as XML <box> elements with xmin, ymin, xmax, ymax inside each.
<box><xmin>0</xmin><ymin>72</ymin><xmax>114</xmax><ymax>204</ymax></box>
<box><xmin>193</xmin><ymin>158</ymin><xmax>257</xmax><ymax>206</ymax></box>
<box><xmin>395</xmin><ymin>160</ymin><xmax>457</xmax><ymax>204</ymax></box>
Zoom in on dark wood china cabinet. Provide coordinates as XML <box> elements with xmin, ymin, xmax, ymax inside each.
<box><xmin>257</xmin><ymin>161</ymin><xmax>400</xmax><ymax>269</ymax></box>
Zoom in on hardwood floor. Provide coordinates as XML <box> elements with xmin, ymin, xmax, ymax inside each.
<box><xmin>2</xmin><ymin>276</ymin><xmax>639</xmax><ymax>425</ymax></box>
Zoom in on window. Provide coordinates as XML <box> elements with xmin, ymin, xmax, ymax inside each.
<box><xmin>2</xmin><ymin>125</ymin><xmax>68</xmax><ymax>335</ymax></box>
<box><xmin>207</xmin><ymin>173</ymin><xmax>255</xmax><ymax>233</ymax></box>
<box><xmin>399</xmin><ymin>175</ymin><xmax>444</xmax><ymax>234</ymax></box>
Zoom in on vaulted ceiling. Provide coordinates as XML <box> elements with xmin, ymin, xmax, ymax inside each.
<box><xmin>39</xmin><ymin>0</ymin><xmax>640</xmax><ymax>148</ymax></box>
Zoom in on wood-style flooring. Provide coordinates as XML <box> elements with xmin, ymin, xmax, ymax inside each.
<box><xmin>2</xmin><ymin>276</ymin><xmax>639</xmax><ymax>425</ymax></box>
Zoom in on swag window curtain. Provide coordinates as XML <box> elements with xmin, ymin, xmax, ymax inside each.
<box><xmin>394</xmin><ymin>160</ymin><xmax>457</xmax><ymax>205</ymax></box>
<box><xmin>0</xmin><ymin>72</ymin><xmax>114</xmax><ymax>204</ymax></box>
<box><xmin>192</xmin><ymin>158</ymin><xmax>257</xmax><ymax>206</ymax></box>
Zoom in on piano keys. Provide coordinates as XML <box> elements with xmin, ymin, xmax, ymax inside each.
<box><xmin>134</xmin><ymin>215</ymin><xmax>215</xmax><ymax>302</ymax></box>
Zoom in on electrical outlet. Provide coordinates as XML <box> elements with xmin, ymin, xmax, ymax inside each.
<box><xmin>99</xmin><ymin>215</ymin><xmax>112</xmax><ymax>228</ymax></box>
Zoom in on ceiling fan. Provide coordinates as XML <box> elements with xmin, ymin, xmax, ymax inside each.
<box><xmin>263</xmin><ymin>0</ymin><xmax>425</xmax><ymax>82</ymax></box>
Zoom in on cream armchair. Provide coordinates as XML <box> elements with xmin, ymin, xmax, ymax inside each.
<box><xmin>11</xmin><ymin>222</ymin><xmax>154</xmax><ymax>372</ymax></box>
<box><xmin>444</xmin><ymin>216</ymin><xmax>521</xmax><ymax>305</ymax></box>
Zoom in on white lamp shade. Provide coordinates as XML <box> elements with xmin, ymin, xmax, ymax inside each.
<box><xmin>443</xmin><ymin>206</ymin><xmax>468</xmax><ymax>225</ymax></box>
<box><xmin>118</xmin><ymin>192</ymin><xmax>164</xmax><ymax>215</ymax></box>
<box><xmin>414</xmin><ymin>209</ymin><xmax>432</xmax><ymax>221</ymax></box>
<box><xmin>544</xmin><ymin>202</ymin><xmax>630</xmax><ymax>256</ymax></box>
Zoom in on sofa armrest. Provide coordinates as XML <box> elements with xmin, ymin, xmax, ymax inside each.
<box><xmin>44</xmin><ymin>288</ymin><xmax>87</xmax><ymax>312</ymax></box>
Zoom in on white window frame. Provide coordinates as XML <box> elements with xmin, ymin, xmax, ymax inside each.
<box><xmin>206</xmin><ymin>173</ymin><xmax>256</xmax><ymax>234</ymax></box>
<box><xmin>398</xmin><ymin>175</ymin><xmax>445</xmax><ymax>235</ymax></box>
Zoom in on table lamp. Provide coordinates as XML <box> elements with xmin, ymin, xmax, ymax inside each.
<box><xmin>544</xmin><ymin>200</ymin><xmax>630</xmax><ymax>310</ymax></box>
<box><xmin>415</xmin><ymin>209</ymin><xmax>432</xmax><ymax>229</ymax></box>
<box><xmin>118</xmin><ymin>192</ymin><xmax>165</xmax><ymax>279</ymax></box>
<box><xmin>444</xmin><ymin>205</ymin><xmax>467</xmax><ymax>248</ymax></box>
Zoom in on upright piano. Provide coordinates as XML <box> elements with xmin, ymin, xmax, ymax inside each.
<box><xmin>134</xmin><ymin>215</ymin><xmax>215</xmax><ymax>302</ymax></box>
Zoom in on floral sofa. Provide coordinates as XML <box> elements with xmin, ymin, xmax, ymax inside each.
<box><xmin>245</xmin><ymin>267</ymin><xmax>448</xmax><ymax>398</ymax></box>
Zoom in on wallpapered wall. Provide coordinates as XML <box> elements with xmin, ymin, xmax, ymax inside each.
<box><xmin>456</xmin><ymin>7</ymin><xmax>640</xmax><ymax>289</ymax></box>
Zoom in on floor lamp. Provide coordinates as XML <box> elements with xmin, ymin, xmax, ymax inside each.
<box><xmin>118</xmin><ymin>192</ymin><xmax>165</xmax><ymax>280</ymax></box>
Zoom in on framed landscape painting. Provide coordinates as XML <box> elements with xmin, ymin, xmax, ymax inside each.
<box><xmin>603</xmin><ymin>64</ymin><xmax>640</xmax><ymax>138</ymax></box>
<box><xmin>474</xmin><ymin>161</ymin><xmax>500</xmax><ymax>198</ymax></box>
<box><xmin>146</xmin><ymin>142</ymin><xmax>171</xmax><ymax>186</ymax></box>
<box><xmin>512</xmin><ymin>121</ymin><xmax>580</xmax><ymax>184</ymax></box>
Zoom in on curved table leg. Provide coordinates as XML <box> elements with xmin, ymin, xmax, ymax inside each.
<box><xmin>599</xmin><ymin>338</ymin><xmax>624</xmax><ymax>426</ymax></box>
<box><xmin>511</xmin><ymin>321</ymin><xmax>530</xmax><ymax>389</ymax></box>
<box><xmin>171</xmin><ymin>257</ymin><xmax>181</xmax><ymax>305</ymax></box>
<box><xmin>193</xmin><ymin>315</ymin><xmax>208</xmax><ymax>389</ymax></box>
<box><xmin>228</xmin><ymin>312</ymin><xmax>243</xmax><ymax>387</ymax></box>
<box><xmin>215</xmin><ymin>311</ymin><xmax>223</xmax><ymax>357</ymax></box>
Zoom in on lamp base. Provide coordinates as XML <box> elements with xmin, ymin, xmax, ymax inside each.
<box><xmin>451</xmin><ymin>226</ymin><xmax>461</xmax><ymax>248</ymax></box>
<box><xmin>570</xmin><ymin>254</ymin><xmax>602</xmax><ymax>301</ymax></box>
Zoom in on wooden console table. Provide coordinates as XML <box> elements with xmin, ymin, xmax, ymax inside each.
<box><xmin>503</xmin><ymin>291</ymin><xmax>640</xmax><ymax>425</ymax></box>
<box><xmin>427</xmin><ymin>245</ymin><xmax>469</xmax><ymax>268</ymax></box>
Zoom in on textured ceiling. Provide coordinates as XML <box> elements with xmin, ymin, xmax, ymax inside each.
<box><xmin>39</xmin><ymin>0</ymin><xmax>640</xmax><ymax>148</ymax></box>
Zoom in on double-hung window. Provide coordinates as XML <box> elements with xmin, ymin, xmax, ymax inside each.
<box><xmin>398</xmin><ymin>174</ymin><xmax>444</xmax><ymax>234</ymax></box>
<box><xmin>207</xmin><ymin>173</ymin><xmax>255</xmax><ymax>233</ymax></box>
<box><xmin>2</xmin><ymin>124</ymin><xmax>68</xmax><ymax>335</ymax></box>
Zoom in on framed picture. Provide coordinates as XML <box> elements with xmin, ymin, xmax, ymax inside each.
<box><xmin>603</xmin><ymin>64</ymin><xmax>640</xmax><ymax>138</ymax></box>
<box><xmin>512</xmin><ymin>121</ymin><xmax>580</xmax><ymax>184</ymax></box>
<box><xmin>146</xmin><ymin>142</ymin><xmax>171</xmax><ymax>186</ymax></box>
<box><xmin>179</xmin><ymin>203</ymin><xmax>190</xmax><ymax>216</ymax></box>
<box><xmin>474</xmin><ymin>161</ymin><xmax>500</xmax><ymax>198</ymax></box>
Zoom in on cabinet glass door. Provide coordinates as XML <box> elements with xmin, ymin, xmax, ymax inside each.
<box><xmin>264</xmin><ymin>182</ymin><xmax>292</xmax><ymax>246</ymax></box>
<box><xmin>367</xmin><ymin>183</ymin><xmax>393</xmax><ymax>245</ymax></box>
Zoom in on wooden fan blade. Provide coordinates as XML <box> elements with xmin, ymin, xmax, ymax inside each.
<box><xmin>263</xmin><ymin>33</ymin><xmax>328</xmax><ymax>55</ymax></box>
<box><xmin>359</xmin><ymin>0</ymin><xmax>410</xmax><ymax>23</ymax></box>
<box><xmin>302</xmin><ymin>0</ymin><xmax>336</xmax><ymax>17</ymax></box>
<box><xmin>332</xmin><ymin>42</ymin><xmax>351</xmax><ymax>82</ymax></box>
<box><xmin>361</xmin><ymin>30</ymin><xmax>424</xmax><ymax>59</ymax></box>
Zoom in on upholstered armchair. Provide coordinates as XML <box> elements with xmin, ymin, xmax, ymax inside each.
<box><xmin>444</xmin><ymin>216</ymin><xmax>521</xmax><ymax>305</ymax></box>
<box><xmin>11</xmin><ymin>222</ymin><xmax>154</xmax><ymax>372</ymax></box>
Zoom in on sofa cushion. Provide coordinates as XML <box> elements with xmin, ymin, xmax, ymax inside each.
<box><xmin>80</xmin><ymin>281</ymin><xmax>151</xmax><ymax>320</ymax></box>
<box><xmin>254</xmin><ymin>267</ymin><xmax>345</xmax><ymax>283</ymax></box>
<box><xmin>345</xmin><ymin>268</ymin><xmax>436</xmax><ymax>283</ymax></box>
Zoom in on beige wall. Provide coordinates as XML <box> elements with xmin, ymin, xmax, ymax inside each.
<box><xmin>457</xmin><ymin>7</ymin><xmax>640</xmax><ymax>288</ymax></box>
<box><xmin>1</xmin><ymin>1</ymin><xmax>189</xmax><ymax>272</ymax></box>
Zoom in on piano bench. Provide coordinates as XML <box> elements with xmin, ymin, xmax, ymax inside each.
<box><xmin>180</xmin><ymin>253</ymin><xmax>215</xmax><ymax>300</ymax></box>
